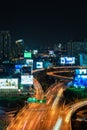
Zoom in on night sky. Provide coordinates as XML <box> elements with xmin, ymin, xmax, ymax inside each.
<box><xmin>0</xmin><ymin>0</ymin><xmax>87</xmax><ymax>49</ymax></box>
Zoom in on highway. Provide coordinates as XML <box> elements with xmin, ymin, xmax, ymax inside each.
<box><xmin>7</xmin><ymin>67</ymin><xmax>87</xmax><ymax>130</ymax></box>
<box><xmin>54</xmin><ymin>100</ymin><xmax>87</xmax><ymax>130</ymax></box>
<box><xmin>47</xmin><ymin>71</ymin><xmax>73</xmax><ymax>80</ymax></box>
<box><xmin>47</xmin><ymin>67</ymin><xmax>87</xmax><ymax>130</ymax></box>
<box><xmin>33</xmin><ymin>78</ymin><xmax>44</xmax><ymax>99</ymax></box>
<box><xmin>7</xmin><ymin>82</ymin><xmax>65</xmax><ymax>130</ymax></box>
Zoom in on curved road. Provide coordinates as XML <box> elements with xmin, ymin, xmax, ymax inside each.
<box><xmin>7</xmin><ymin>83</ymin><xmax>65</xmax><ymax>130</ymax></box>
<box><xmin>54</xmin><ymin>100</ymin><xmax>87</xmax><ymax>130</ymax></box>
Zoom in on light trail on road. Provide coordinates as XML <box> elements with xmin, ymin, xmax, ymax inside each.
<box><xmin>7</xmin><ymin>82</ymin><xmax>64</xmax><ymax>130</ymax></box>
<box><xmin>55</xmin><ymin>100</ymin><xmax>87</xmax><ymax>130</ymax></box>
<box><xmin>53</xmin><ymin>117</ymin><xmax>62</xmax><ymax>130</ymax></box>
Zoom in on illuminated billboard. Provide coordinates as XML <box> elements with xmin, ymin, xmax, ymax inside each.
<box><xmin>0</xmin><ymin>78</ymin><xmax>18</xmax><ymax>89</ymax></box>
<box><xmin>26</xmin><ymin>59</ymin><xmax>33</xmax><ymax>66</ymax></box>
<box><xmin>24</xmin><ymin>52</ymin><xmax>32</xmax><ymax>58</ymax></box>
<box><xmin>15</xmin><ymin>64</ymin><xmax>23</xmax><ymax>69</ymax></box>
<box><xmin>36</xmin><ymin>62</ymin><xmax>43</xmax><ymax>69</ymax></box>
<box><xmin>15</xmin><ymin>64</ymin><xmax>23</xmax><ymax>74</ymax></box>
<box><xmin>60</xmin><ymin>57</ymin><xmax>75</xmax><ymax>64</ymax></box>
<box><xmin>21</xmin><ymin>75</ymin><xmax>33</xmax><ymax>85</ymax></box>
<box><xmin>73</xmin><ymin>75</ymin><xmax>87</xmax><ymax>88</ymax></box>
<box><xmin>75</xmin><ymin>69</ymin><xmax>87</xmax><ymax>75</ymax></box>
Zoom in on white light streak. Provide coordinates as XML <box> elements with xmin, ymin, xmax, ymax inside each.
<box><xmin>53</xmin><ymin>117</ymin><xmax>62</xmax><ymax>130</ymax></box>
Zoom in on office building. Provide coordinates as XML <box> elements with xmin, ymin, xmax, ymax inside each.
<box><xmin>0</xmin><ymin>31</ymin><xmax>11</xmax><ymax>61</ymax></box>
<box><xmin>15</xmin><ymin>39</ymin><xmax>25</xmax><ymax>58</ymax></box>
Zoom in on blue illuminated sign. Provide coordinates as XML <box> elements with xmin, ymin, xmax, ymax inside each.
<box><xmin>61</xmin><ymin>57</ymin><xmax>75</xmax><ymax>64</ymax></box>
<box><xmin>74</xmin><ymin>75</ymin><xmax>87</xmax><ymax>88</ymax></box>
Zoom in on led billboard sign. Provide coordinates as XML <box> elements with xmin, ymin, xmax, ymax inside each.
<box><xmin>21</xmin><ymin>75</ymin><xmax>33</xmax><ymax>85</ymax></box>
<box><xmin>26</xmin><ymin>59</ymin><xmax>33</xmax><ymax>66</ymax></box>
<box><xmin>75</xmin><ymin>69</ymin><xmax>87</xmax><ymax>75</ymax></box>
<box><xmin>36</xmin><ymin>62</ymin><xmax>43</xmax><ymax>69</ymax></box>
<box><xmin>0</xmin><ymin>78</ymin><xmax>18</xmax><ymax>89</ymax></box>
<box><xmin>15</xmin><ymin>64</ymin><xmax>23</xmax><ymax>69</ymax></box>
<box><xmin>73</xmin><ymin>75</ymin><xmax>87</xmax><ymax>88</ymax></box>
<box><xmin>60</xmin><ymin>57</ymin><xmax>75</xmax><ymax>64</ymax></box>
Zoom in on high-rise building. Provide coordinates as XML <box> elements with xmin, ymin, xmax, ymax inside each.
<box><xmin>67</xmin><ymin>41</ymin><xmax>73</xmax><ymax>56</ymax></box>
<box><xmin>0</xmin><ymin>31</ymin><xmax>11</xmax><ymax>61</ymax></box>
<box><xmin>15</xmin><ymin>39</ymin><xmax>25</xmax><ymax>58</ymax></box>
<box><xmin>67</xmin><ymin>41</ymin><xmax>87</xmax><ymax>65</ymax></box>
<box><xmin>54</xmin><ymin>42</ymin><xmax>67</xmax><ymax>56</ymax></box>
<box><xmin>67</xmin><ymin>41</ymin><xmax>87</xmax><ymax>56</ymax></box>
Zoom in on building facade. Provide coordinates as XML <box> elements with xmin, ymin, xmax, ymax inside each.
<box><xmin>67</xmin><ymin>41</ymin><xmax>87</xmax><ymax>65</ymax></box>
<box><xmin>15</xmin><ymin>39</ymin><xmax>25</xmax><ymax>58</ymax></box>
<box><xmin>0</xmin><ymin>31</ymin><xmax>11</xmax><ymax>62</ymax></box>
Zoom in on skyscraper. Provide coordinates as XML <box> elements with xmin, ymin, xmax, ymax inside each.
<box><xmin>67</xmin><ymin>41</ymin><xmax>87</xmax><ymax>65</ymax></box>
<box><xmin>0</xmin><ymin>31</ymin><xmax>11</xmax><ymax>61</ymax></box>
<box><xmin>15</xmin><ymin>39</ymin><xmax>25</xmax><ymax>58</ymax></box>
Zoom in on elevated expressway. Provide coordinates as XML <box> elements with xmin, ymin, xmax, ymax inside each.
<box><xmin>54</xmin><ymin>100</ymin><xmax>87</xmax><ymax>130</ymax></box>
<box><xmin>7</xmin><ymin>67</ymin><xmax>87</xmax><ymax>130</ymax></box>
<box><xmin>7</xmin><ymin>82</ymin><xmax>65</xmax><ymax>130</ymax></box>
<box><xmin>47</xmin><ymin>68</ymin><xmax>87</xmax><ymax>130</ymax></box>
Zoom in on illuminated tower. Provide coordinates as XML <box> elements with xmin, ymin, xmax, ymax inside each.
<box><xmin>0</xmin><ymin>31</ymin><xmax>11</xmax><ymax>61</ymax></box>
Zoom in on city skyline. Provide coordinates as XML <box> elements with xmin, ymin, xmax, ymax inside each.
<box><xmin>0</xmin><ymin>0</ymin><xmax>87</xmax><ymax>49</ymax></box>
